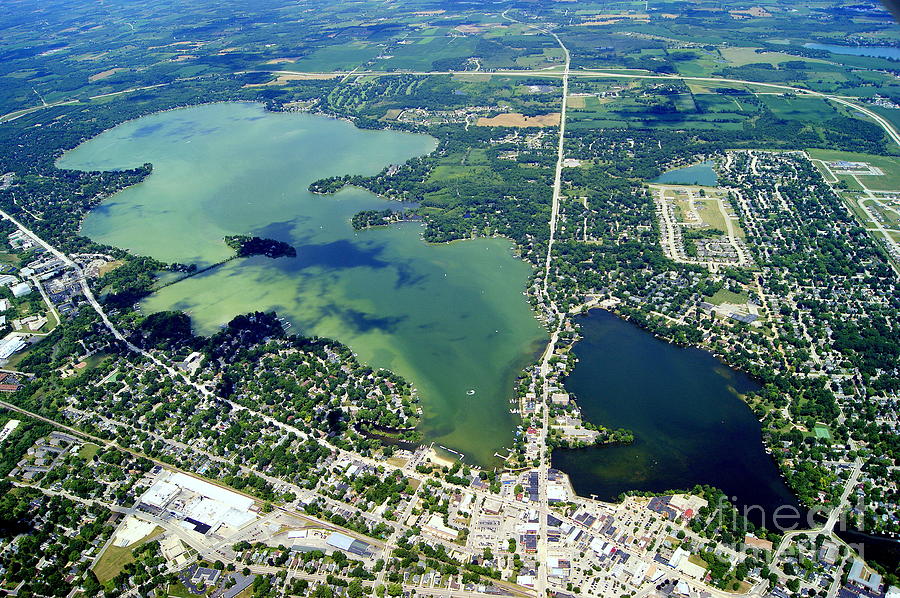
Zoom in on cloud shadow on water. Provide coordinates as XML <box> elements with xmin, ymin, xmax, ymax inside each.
<box><xmin>319</xmin><ymin>304</ymin><xmax>407</xmax><ymax>335</ymax></box>
<box><xmin>132</xmin><ymin>122</ymin><xmax>166</xmax><ymax>138</ymax></box>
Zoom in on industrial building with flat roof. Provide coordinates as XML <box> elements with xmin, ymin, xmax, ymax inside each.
<box><xmin>326</xmin><ymin>532</ymin><xmax>371</xmax><ymax>557</ymax></box>
<box><xmin>139</xmin><ymin>471</ymin><xmax>257</xmax><ymax>535</ymax></box>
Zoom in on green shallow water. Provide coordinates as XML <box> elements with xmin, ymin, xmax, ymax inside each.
<box><xmin>58</xmin><ymin>102</ymin><xmax>547</xmax><ymax>465</ymax></box>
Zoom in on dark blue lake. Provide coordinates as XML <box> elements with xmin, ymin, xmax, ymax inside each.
<box><xmin>553</xmin><ymin>310</ymin><xmax>801</xmax><ymax>530</ymax></box>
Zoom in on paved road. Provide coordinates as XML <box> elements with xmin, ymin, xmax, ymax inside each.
<box><xmin>772</xmin><ymin>458</ymin><xmax>864</xmax><ymax>563</ymax></box>
<box><xmin>541</xmin><ymin>30</ymin><xmax>570</xmax><ymax>303</ymax></box>
<box><xmin>29</xmin><ymin>276</ymin><xmax>60</xmax><ymax>335</ymax></box>
<box><xmin>512</xmin><ymin>15</ymin><xmax>571</xmax><ymax>596</ymax></box>
<box><xmin>0</xmin><ymin>207</ymin><xmax>150</xmax><ymax>355</ymax></box>
<box><xmin>825</xmin><ymin>458</ymin><xmax>864</xmax><ymax>533</ymax></box>
<box><xmin>852</xmin><ymin>175</ymin><xmax>900</xmax><ymax>276</ymax></box>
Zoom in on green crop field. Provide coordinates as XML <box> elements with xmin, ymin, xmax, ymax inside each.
<box><xmin>758</xmin><ymin>95</ymin><xmax>839</xmax><ymax>121</ymax></box>
<box><xmin>720</xmin><ymin>47</ymin><xmax>828</xmax><ymax>67</ymax></box>
<box><xmin>289</xmin><ymin>43</ymin><xmax>380</xmax><ymax>72</ymax></box>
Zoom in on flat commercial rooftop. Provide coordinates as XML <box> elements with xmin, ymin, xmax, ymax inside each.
<box><xmin>141</xmin><ymin>471</ymin><xmax>256</xmax><ymax>532</ymax></box>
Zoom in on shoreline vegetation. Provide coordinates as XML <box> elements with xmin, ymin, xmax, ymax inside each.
<box><xmin>350</xmin><ymin>208</ymin><xmax>420</xmax><ymax>230</ymax></box>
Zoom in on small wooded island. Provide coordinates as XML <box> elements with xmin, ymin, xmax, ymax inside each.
<box><xmin>224</xmin><ymin>235</ymin><xmax>296</xmax><ymax>259</ymax></box>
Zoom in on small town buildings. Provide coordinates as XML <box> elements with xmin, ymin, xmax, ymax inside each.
<box><xmin>0</xmin><ymin>334</ymin><xmax>26</xmax><ymax>360</ymax></box>
<box><xmin>325</xmin><ymin>532</ymin><xmax>371</xmax><ymax>557</ymax></box>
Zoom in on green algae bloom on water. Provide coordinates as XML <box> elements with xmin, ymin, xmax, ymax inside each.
<box><xmin>58</xmin><ymin>102</ymin><xmax>547</xmax><ymax>465</ymax></box>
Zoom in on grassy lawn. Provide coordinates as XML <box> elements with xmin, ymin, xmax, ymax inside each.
<box><xmin>709</xmin><ymin>288</ymin><xmax>749</xmax><ymax>306</ymax></box>
<box><xmin>93</xmin><ymin>526</ymin><xmax>164</xmax><ymax>584</ymax></box>
<box><xmin>725</xmin><ymin>580</ymin><xmax>752</xmax><ymax>594</ymax></box>
<box><xmin>78</xmin><ymin>442</ymin><xmax>101</xmax><ymax>460</ymax></box>
<box><xmin>871</xmin><ymin>105</ymin><xmax>900</xmax><ymax>137</ymax></box>
<box><xmin>843</xmin><ymin>195</ymin><xmax>875</xmax><ymax>227</ymax></box>
<box><xmin>807</xmin><ymin>149</ymin><xmax>900</xmax><ymax>191</ymax></box>
<box><xmin>696</xmin><ymin>199</ymin><xmax>728</xmax><ymax>232</ymax></box>
<box><xmin>813</xmin><ymin>425</ymin><xmax>832</xmax><ymax>440</ymax></box>
<box><xmin>97</xmin><ymin>260</ymin><xmax>124</xmax><ymax>276</ymax></box>
<box><xmin>811</xmin><ymin>159</ymin><xmax>838</xmax><ymax>183</ymax></box>
<box><xmin>673</xmin><ymin>198</ymin><xmax>689</xmax><ymax>220</ymax></box>
<box><xmin>166</xmin><ymin>582</ymin><xmax>198</xmax><ymax>598</ymax></box>
<box><xmin>81</xmin><ymin>351</ymin><xmax>111</xmax><ymax>372</ymax></box>
<box><xmin>0</xmin><ymin>252</ymin><xmax>21</xmax><ymax>266</ymax></box>
<box><xmin>688</xmin><ymin>554</ymin><xmax>709</xmax><ymax>569</ymax></box>
<box><xmin>870</xmin><ymin>201</ymin><xmax>900</xmax><ymax>227</ymax></box>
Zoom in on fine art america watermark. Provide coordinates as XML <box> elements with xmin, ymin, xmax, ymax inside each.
<box><xmin>712</xmin><ymin>494</ymin><xmax>878</xmax><ymax>560</ymax></box>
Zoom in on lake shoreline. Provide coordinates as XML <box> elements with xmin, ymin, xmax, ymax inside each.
<box><xmin>59</xmin><ymin>101</ymin><xmax>546</xmax><ymax>466</ymax></box>
<box><xmin>552</xmin><ymin>308</ymin><xmax>803</xmax><ymax>533</ymax></box>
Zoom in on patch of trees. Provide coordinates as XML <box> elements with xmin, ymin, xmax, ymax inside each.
<box><xmin>351</xmin><ymin>209</ymin><xmax>394</xmax><ymax>229</ymax></box>
<box><xmin>131</xmin><ymin>311</ymin><xmax>194</xmax><ymax>350</ymax></box>
<box><xmin>224</xmin><ymin>235</ymin><xmax>296</xmax><ymax>259</ymax></box>
<box><xmin>94</xmin><ymin>255</ymin><xmax>167</xmax><ymax>308</ymax></box>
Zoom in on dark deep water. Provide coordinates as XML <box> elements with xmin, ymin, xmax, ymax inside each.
<box><xmin>553</xmin><ymin>310</ymin><xmax>900</xmax><ymax>572</ymax></box>
<box><xmin>553</xmin><ymin>310</ymin><xmax>802</xmax><ymax>530</ymax></box>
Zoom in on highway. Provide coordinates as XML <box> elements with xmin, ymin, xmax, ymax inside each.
<box><xmin>496</xmin><ymin>11</ymin><xmax>571</xmax><ymax>595</ymax></box>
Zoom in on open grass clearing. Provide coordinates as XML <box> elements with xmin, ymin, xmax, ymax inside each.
<box><xmin>709</xmin><ymin>288</ymin><xmax>750</xmax><ymax>306</ymax></box>
<box><xmin>0</xmin><ymin>252</ymin><xmax>21</xmax><ymax>266</ymax></box>
<box><xmin>695</xmin><ymin>199</ymin><xmax>731</xmax><ymax>234</ymax></box>
<box><xmin>78</xmin><ymin>442</ymin><xmax>101</xmax><ymax>460</ymax></box>
<box><xmin>807</xmin><ymin>149</ymin><xmax>900</xmax><ymax>191</ymax></box>
<box><xmin>719</xmin><ymin>47</ymin><xmax>829</xmax><ymax>67</ymax></box>
<box><xmin>94</xmin><ymin>525</ymin><xmax>164</xmax><ymax>584</ymax></box>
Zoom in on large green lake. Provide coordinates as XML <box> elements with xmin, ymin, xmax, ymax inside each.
<box><xmin>58</xmin><ymin>102</ymin><xmax>547</xmax><ymax>465</ymax></box>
